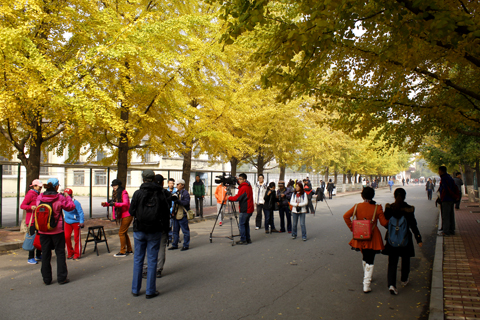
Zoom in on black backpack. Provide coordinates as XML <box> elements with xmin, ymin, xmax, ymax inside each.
<box><xmin>135</xmin><ymin>189</ymin><xmax>164</xmax><ymax>233</ymax></box>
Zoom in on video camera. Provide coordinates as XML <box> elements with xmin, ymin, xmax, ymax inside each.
<box><xmin>215</xmin><ymin>172</ymin><xmax>237</xmax><ymax>186</ymax></box>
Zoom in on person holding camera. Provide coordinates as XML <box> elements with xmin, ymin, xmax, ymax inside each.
<box><xmin>63</xmin><ymin>188</ymin><xmax>84</xmax><ymax>260</ymax></box>
<box><xmin>228</xmin><ymin>173</ymin><xmax>254</xmax><ymax>245</ymax></box>
<box><xmin>290</xmin><ymin>182</ymin><xmax>309</xmax><ymax>241</ymax></box>
<box><xmin>169</xmin><ymin>179</ymin><xmax>191</xmax><ymax>251</ymax></box>
<box><xmin>263</xmin><ymin>182</ymin><xmax>278</xmax><ymax>233</ymax></box>
<box><xmin>277</xmin><ymin>180</ymin><xmax>293</xmax><ymax>233</ymax></box>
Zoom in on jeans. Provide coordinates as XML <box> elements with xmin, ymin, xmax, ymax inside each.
<box><xmin>238</xmin><ymin>212</ymin><xmax>252</xmax><ymax>242</ymax></box>
<box><xmin>195</xmin><ymin>196</ymin><xmax>203</xmax><ymax>217</ymax></box>
<box><xmin>172</xmin><ymin>215</ymin><xmax>190</xmax><ymax>248</ymax></box>
<box><xmin>441</xmin><ymin>201</ymin><xmax>455</xmax><ymax>235</ymax></box>
<box><xmin>40</xmin><ymin>233</ymin><xmax>68</xmax><ymax>284</ymax></box>
<box><xmin>427</xmin><ymin>189</ymin><xmax>433</xmax><ymax>200</ymax></box>
<box><xmin>264</xmin><ymin>209</ymin><xmax>276</xmax><ymax>231</ymax></box>
<box><xmin>292</xmin><ymin>212</ymin><xmax>306</xmax><ymax>239</ymax></box>
<box><xmin>387</xmin><ymin>254</ymin><xmax>410</xmax><ymax>287</ymax></box>
<box><xmin>278</xmin><ymin>206</ymin><xmax>292</xmax><ymax>232</ymax></box>
<box><xmin>132</xmin><ymin>231</ymin><xmax>161</xmax><ymax>295</ymax></box>
<box><xmin>119</xmin><ymin>216</ymin><xmax>133</xmax><ymax>254</ymax></box>
<box><xmin>255</xmin><ymin>204</ymin><xmax>264</xmax><ymax>228</ymax></box>
<box><xmin>389</xmin><ymin>185</ymin><xmax>393</xmax><ymax>192</ymax></box>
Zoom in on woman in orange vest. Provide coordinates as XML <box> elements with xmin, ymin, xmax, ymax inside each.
<box><xmin>214</xmin><ymin>182</ymin><xmax>228</xmax><ymax>226</ymax></box>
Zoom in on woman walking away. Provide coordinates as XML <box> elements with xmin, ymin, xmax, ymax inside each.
<box><xmin>343</xmin><ymin>187</ymin><xmax>388</xmax><ymax>293</ymax></box>
<box><xmin>20</xmin><ymin>179</ymin><xmax>43</xmax><ymax>264</ymax></box>
<box><xmin>102</xmin><ymin>179</ymin><xmax>132</xmax><ymax>257</ymax></box>
<box><xmin>291</xmin><ymin>182</ymin><xmax>309</xmax><ymax>241</ymax></box>
<box><xmin>382</xmin><ymin>188</ymin><xmax>423</xmax><ymax>295</ymax></box>
<box><xmin>326</xmin><ymin>179</ymin><xmax>335</xmax><ymax>199</ymax></box>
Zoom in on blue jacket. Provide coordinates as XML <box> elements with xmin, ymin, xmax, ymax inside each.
<box><xmin>167</xmin><ymin>187</ymin><xmax>177</xmax><ymax>213</ymax></box>
<box><xmin>439</xmin><ymin>173</ymin><xmax>456</xmax><ymax>202</ymax></box>
<box><xmin>63</xmin><ymin>199</ymin><xmax>84</xmax><ymax>224</ymax></box>
<box><xmin>388</xmin><ymin>180</ymin><xmax>394</xmax><ymax>186</ymax></box>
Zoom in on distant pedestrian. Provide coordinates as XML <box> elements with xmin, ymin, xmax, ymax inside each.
<box><xmin>303</xmin><ymin>179</ymin><xmax>315</xmax><ymax>214</ymax></box>
<box><xmin>277</xmin><ymin>180</ymin><xmax>293</xmax><ymax>233</ymax></box>
<box><xmin>166</xmin><ymin>178</ymin><xmax>176</xmax><ymax>242</ymax></box>
<box><xmin>263</xmin><ymin>182</ymin><xmax>278</xmax><ymax>233</ymax></box>
<box><xmin>20</xmin><ymin>179</ymin><xmax>43</xmax><ymax>265</ymax></box>
<box><xmin>228</xmin><ymin>173</ymin><xmax>254</xmax><ymax>245</ymax></box>
<box><xmin>453</xmin><ymin>173</ymin><xmax>464</xmax><ymax>209</ymax></box>
<box><xmin>326</xmin><ymin>179</ymin><xmax>335</xmax><ymax>199</ymax></box>
<box><xmin>425</xmin><ymin>178</ymin><xmax>434</xmax><ymax>200</ymax></box>
<box><xmin>320</xmin><ymin>179</ymin><xmax>326</xmax><ymax>191</ymax></box>
<box><xmin>192</xmin><ymin>175</ymin><xmax>205</xmax><ymax>218</ymax></box>
<box><xmin>343</xmin><ymin>187</ymin><xmax>388</xmax><ymax>293</ymax></box>
<box><xmin>388</xmin><ymin>178</ymin><xmax>394</xmax><ymax>192</ymax></box>
<box><xmin>102</xmin><ymin>179</ymin><xmax>132</xmax><ymax>257</ymax></box>
<box><xmin>37</xmin><ymin>178</ymin><xmax>76</xmax><ymax>285</ymax></box>
<box><xmin>63</xmin><ymin>188</ymin><xmax>84</xmax><ymax>260</ymax></box>
<box><xmin>215</xmin><ymin>182</ymin><xmax>228</xmax><ymax>226</ymax></box>
<box><xmin>382</xmin><ymin>188</ymin><xmax>423</xmax><ymax>295</ymax></box>
<box><xmin>130</xmin><ymin>170</ymin><xmax>170</xmax><ymax>299</ymax></box>
<box><xmin>402</xmin><ymin>178</ymin><xmax>405</xmax><ymax>186</ymax></box>
<box><xmin>290</xmin><ymin>182</ymin><xmax>309</xmax><ymax>241</ymax></box>
<box><xmin>432</xmin><ymin>178</ymin><xmax>436</xmax><ymax>188</ymax></box>
<box><xmin>169</xmin><ymin>179</ymin><xmax>191</xmax><ymax>251</ymax></box>
<box><xmin>253</xmin><ymin>174</ymin><xmax>267</xmax><ymax>230</ymax></box>
<box><xmin>438</xmin><ymin>166</ymin><xmax>457</xmax><ymax>236</ymax></box>
<box><xmin>362</xmin><ymin>179</ymin><xmax>367</xmax><ymax>188</ymax></box>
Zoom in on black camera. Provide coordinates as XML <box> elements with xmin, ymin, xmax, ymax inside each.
<box><xmin>215</xmin><ymin>173</ymin><xmax>237</xmax><ymax>186</ymax></box>
<box><xmin>171</xmin><ymin>193</ymin><xmax>179</xmax><ymax>202</ymax></box>
<box><xmin>296</xmin><ymin>206</ymin><xmax>301</xmax><ymax>213</ymax></box>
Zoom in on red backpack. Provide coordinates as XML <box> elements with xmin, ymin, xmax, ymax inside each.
<box><xmin>34</xmin><ymin>202</ymin><xmax>57</xmax><ymax>232</ymax></box>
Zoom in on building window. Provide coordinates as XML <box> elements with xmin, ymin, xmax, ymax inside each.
<box><xmin>74</xmin><ymin>171</ymin><xmax>85</xmax><ymax>186</ymax></box>
<box><xmin>144</xmin><ymin>150</ymin><xmax>151</xmax><ymax>163</ymax></box>
<box><xmin>94</xmin><ymin>170</ymin><xmax>106</xmax><ymax>185</ymax></box>
<box><xmin>0</xmin><ymin>157</ymin><xmax>13</xmax><ymax>175</ymax></box>
<box><xmin>40</xmin><ymin>153</ymin><xmax>48</xmax><ymax>175</ymax></box>
<box><xmin>127</xmin><ymin>171</ymin><xmax>132</xmax><ymax>186</ymax></box>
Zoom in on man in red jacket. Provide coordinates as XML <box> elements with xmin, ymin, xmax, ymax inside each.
<box><xmin>228</xmin><ymin>173</ymin><xmax>254</xmax><ymax>245</ymax></box>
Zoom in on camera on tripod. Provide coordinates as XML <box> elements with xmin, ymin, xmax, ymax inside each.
<box><xmin>215</xmin><ymin>172</ymin><xmax>237</xmax><ymax>186</ymax></box>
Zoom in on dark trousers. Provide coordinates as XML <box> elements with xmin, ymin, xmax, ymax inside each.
<box><xmin>279</xmin><ymin>205</ymin><xmax>292</xmax><ymax>232</ymax></box>
<box><xmin>328</xmin><ymin>191</ymin><xmax>333</xmax><ymax>199</ymax></box>
<box><xmin>362</xmin><ymin>249</ymin><xmax>377</xmax><ymax>265</ymax></box>
<box><xmin>427</xmin><ymin>189</ymin><xmax>433</xmax><ymax>200</ymax></box>
<box><xmin>255</xmin><ymin>204</ymin><xmax>264</xmax><ymax>228</ymax></box>
<box><xmin>388</xmin><ymin>254</ymin><xmax>410</xmax><ymax>287</ymax></box>
<box><xmin>239</xmin><ymin>212</ymin><xmax>252</xmax><ymax>242</ymax></box>
<box><xmin>28</xmin><ymin>248</ymin><xmax>42</xmax><ymax>259</ymax></box>
<box><xmin>441</xmin><ymin>201</ymin><xmax>455</xmax><ymax>235</ymax></box>
<box><xmin>306</xmin><ymin>197</ymin><xmax>315</xmax><ymax>214</ymax></box>
<box><xmin>455</xmin><ymin>195</ymin><xmax>462</xmax><ymax>209</ymax></box>
<box><xmin>264</xmin><ymin>209</ymin><xmax>276</xmax><ymax>231</ymax></box>
<box><xmin>195</xmin><ymin>196</ymin><xmax>203</xmax><ymax>217</ymax></box>
<box><xmin>40</xmin><ymin>233</ymin><xmax>68</xmax><ymax>284</ymax></box>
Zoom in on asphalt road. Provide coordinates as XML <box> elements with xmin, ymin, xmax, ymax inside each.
<box><xmin>0</xmin><ymin>185</ymin><xmax>438</xmax><ymax>320</ymax></box>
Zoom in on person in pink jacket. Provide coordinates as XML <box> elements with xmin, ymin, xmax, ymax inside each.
<box><xmin>20</xmin><ymin>179</ymin><xmax>43</xmax><ymax>264</ymax></box>
<box><xmin>36</xmin><ymin>178</ymin><xmax>75</xmax><ymax>285</ymax></box>
<box><xmin>102</xmin><ymin>179</ymin><xmax>132</xmax><ymax>257</ymax></box>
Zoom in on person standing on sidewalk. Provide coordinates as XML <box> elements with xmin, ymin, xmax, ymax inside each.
<box><xmin>453</xmin><ymin>172</ymin><xmax>464</xmax><ymax>210</ymax></box>
<box><xmin>326</xmin><ymin>179</ymin><xmax>335</xmax><ymax>199</ymax></box>
<box><xmin>215</xmin><ymin>182</ymin><xmax>228</xmax><ymax>226</ymax></box>
<box><xmin>193</xmin><ymin>175</ymin><xmax>205</xmax><ymax>218</ymax></box>
<box><xmin>102</xmin><ymin>179</ymin><xmax>132</xmax><ymax>257</ymax></box>
<box><xmin>63</xmin><ymin>188</ymin><xmax>84</xmax><ymax>260</ymax></box>
<box><xmin>130</xmin><ymin>170</ymin><xmax>170</xmax><ymax>299</ymax></box>
<box><xmin>343</xmin><ymin>187</ymin><xmax>388</xmax><ymax>293</ymax></box>
<box><xmin>166</xmin><ymin>178</ymin><xmax>176</xmax><ymax>242</ymax></box>
<box><xmin>254</xmin><ymin>174</ymin><xmax>268</xmax><ymax>230</ymax></box>
<box><xmin>277</xmin><ymin>180</ymin><xmax>293</xmax><ymax>233</ymax></box>
<box><xmin>438</xmin><ymin>166</ymin><xmax>458</xmax><ymax>236</ymax></box>
<box><xmin>382</xmin><ymin>188</ymin><xmax>423</xmax><ymax>295</ymax></box>
<box><xmin>303</xmin><ymin>179</ymin><xmax>315</xmax><ymax>214</ymax></box>
<box><xmin>169</xmin><ymin>179</ymin><xmax>191</xmax><ymax>251</ymax></box>
<box><xmin>388</xmin><ymin>178</ymin><xmax>394</xmax><ymax>192</ymax></box>
<box><xmin>426</xmin><ymin>178</ymin><xmax>435</xmax><ymax>200</ymax></box>
<box><xmin>37</xmin><ymin>178</ymin><xmax>76</xmax><ymax>285</ymax></box>
<box><xmin>290</xmin><ymin>182</ymin><xmax>309</xmax><ymax>241</ymax></box>
<box><xmin>263</xmin><ymin>182</ymin><xmax>278</xmax><ymax>233</ymax></box>
<box><xmin>228</xmin><ymin>173</ymin><xmax>254</xmax><ymax>245</ymax></box>
<box><xmin>402</xmin><ymin>178</ymin><xmax>405</xmax><ymax>186</ymax></box>
<box><xmin>20</xmin><ymin>179</ymin><xmax>43</xmax><ymax>265</ymax></box>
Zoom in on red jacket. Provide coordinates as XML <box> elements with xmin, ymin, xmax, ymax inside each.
<box><xmin>21</xmin><ymin>189</ymin><xmax>39</xmax><ymax>225</ymax></box>
<box><xmin>228</xmin><ymin>182</ymin><xmax>254</xmax><ymax>214</ymax></box>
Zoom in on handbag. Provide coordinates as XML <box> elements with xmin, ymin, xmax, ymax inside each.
<box><xmin>22</xmin><ymin>213</ymin><xmax>35</xmax><ymax>251</ymax></box>
<box><xmin>33</xmin><ymin>233</ymin><xmax>42</xmax><ymax>251</ymax></box>
<box><xmin>185</xmin><ymin>208</ymin><xmax>195</xmax><ymax>220</ymax></box>
<box><xmin>352</xmin><ymin>204</ymin><xmax>377</xmax><ymax>240</ymax></box>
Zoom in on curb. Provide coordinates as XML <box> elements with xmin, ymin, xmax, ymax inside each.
<box><xmin>428</xmin><ymin>211</ymin><xmax>444</xmax><ymax>320</ymax></box>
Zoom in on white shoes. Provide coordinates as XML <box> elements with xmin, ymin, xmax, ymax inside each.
<box><xmin>389</xmin><ymin>285</ymin><xmax>398</xmax><ymax>295</ymax></box>
<box><xmin>401</xmin><ymin>278</ymin><xmax>409</xmax><ymax>286</ymax></box>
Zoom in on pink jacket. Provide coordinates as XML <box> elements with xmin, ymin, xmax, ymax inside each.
<box><xmin>107</xmin><ymin>190</ymin><xmax>130</xmax><ymax>219</ymax></box>
<box><xmin>36</xmin><ymin>192</ymin><xmax>76</xmax><ymax>235</ymax></box>
<box><xmin>21</xmin><ymin>189</ymin><xmax>39</xmax><ymax>225</ymax></box>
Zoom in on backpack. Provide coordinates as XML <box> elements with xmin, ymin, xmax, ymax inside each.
<box><xmin>387</xmin><ymin>215</ymin><xmax>409</xmax><ymax>247</ymax></box>
<box><xmin>136</xmin><ymin>189</ymin><xmax>170</xmax><ymax>233</ymax></box>
<box><xmin>34</xmin><ymin>201</ymin><xmax>57</xmax><ymax>232</ymax></box>
<box><xmin>449</xmin><ymin>183</ymin><xmax>461</xmax><ymax>202</ymax></box>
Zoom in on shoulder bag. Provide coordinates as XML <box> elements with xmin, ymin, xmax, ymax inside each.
<box><xmin>22</xmin><ymin>213</ymin><xmax>35</xmax><ymax>251</ymax></box>
<box><xmin>352</xmin><ymin>204</ymin><xmax>377</xmax><ymax>240</ymax></box>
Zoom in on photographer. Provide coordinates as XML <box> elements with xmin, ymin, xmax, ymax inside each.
<box><xmin>263</xmin><ymin>182</ymin><xmax>279</xmax><ymax>233</ymax></box>
<box><xmin>277</xmin><ymin>180</ymin><xmax>293</xmax><ymax>233</ymax></box>
<box><xmin>228</xmin><ymin>173</ymin><xmax>254</xmax><ymax>245</ymax></box>
<box><xmin>168</xmin><ymin>179</ymin><xmax>191</xmax><ymax>251</ymax></box>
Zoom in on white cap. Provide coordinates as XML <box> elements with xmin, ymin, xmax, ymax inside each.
<box><xmin>177</xmin><ymin>179</ymin><xmax>185</xmax><ymax>185</ymax></box>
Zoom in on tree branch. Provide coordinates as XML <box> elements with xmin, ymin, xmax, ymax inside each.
<box><xmin>104</xmin><ymin>130</ymin><xmax>119</xmax><ymax>148</ymax></box>
<box><xmin>43</xmin><ymin>125</ymin><xmax>66</xmax><ymax>142</ymax></box>
<box><xmin>128</xmin><ymin>144</ymin><xmax>150</xmax><ymax>150</ymax></box>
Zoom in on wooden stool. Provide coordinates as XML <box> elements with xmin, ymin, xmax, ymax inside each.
<box><xmin>83</xmin><ymin>226</ymin><xmax>110</xmax><ymax>256</ymax></box>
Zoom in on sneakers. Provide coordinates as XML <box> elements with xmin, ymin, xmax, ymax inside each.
<box><xmin>114</xmin><ymin>252</ymin><xmax>127</xmax><ymax>257</ymax></box>
<box><xmin>126</xmin><ymin>251</ymin><xmax>133</xmax><ymax>255</ymax></box>
<box><xmin>67</xmin><ymin>255</ymin><xmax>74</xmax><ymax>260</ymax></box>
<box><xmin>146</xmin><ymin>291</ymin><xmax>160</xmax><ymax>299</ymax></box>
<box><xmin>156</xmin><ymin>270</ymin><xmax>162</xmax><ymax>278</ymax></box>
<box><xmin>246</xmin><ymin>240</ymin><xmax>252</xmax><ymax>244</ymax></box>
<box><xmin>180</xmin><ymin>247</ymin><xmax>189</xmax><ymax>251</ymax></box>
<box><xmin>401</xmin><ymin>278</ymin><xmax>409</xmax><ymax>286</ymax></box>
<box><xmin>302</xmin><ymin>238</ymin><xmax>307</xmax><ymax>241</ymax></box>
<box><xmin>236</xmin><ymin>241</ymin><xmax>248</xmax><ymax>245</ymax></box>
<box><xmin>292</xmin><ymin>235</ymin><xmax>296</xmax><ymax>239</ymax></box>
<box><xmin>219</xmin><ymin>221</ymin><xmax>222</xmax><ymax>226</ymax></box>
<box><xmin>27</xmin><ymin>258</ymin><xmax>38</xmax><ymax>265</ymax></box>
<box><xmin>255</xmin><ymin>227</ymin><xmax>260</xmax><ymax>230</ymax></box>
<box><xmin>271</xmin><ymin>229</ymin><xmax>279</xmax><ymax>233</ymax></box>
<box><xmin>389</xmin><ymin>285</ymin><xmax>398</xmax><ymax>295</ymax></box>
<box><xmin>59</xmin><ymin>279</ymin><xmax>70</xmax><ymax>285</ymax></box>
<box><xmin>35</xmin><ymin>255</ymin><xmax>42</xmax><ymax>261</ymax></box>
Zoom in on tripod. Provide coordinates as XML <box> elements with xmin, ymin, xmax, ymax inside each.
<box><xmin>209</xmin><ymin>186</ymin><xmax>240</xmax><ymax>246</ymax></box>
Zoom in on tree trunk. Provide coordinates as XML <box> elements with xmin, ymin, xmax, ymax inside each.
<box><xmin>475</xmin><ymin>158</ymin><xmax>479</xmax><ymax>198</ymax></box>
<box><xmin>464</xmin><ymin>163</ymin><xmax>476</xmax><ymax>202</ymax></box>
<box><xmin>257</xmin><ymin>153</ymin><xmax>265</xmax><ymax>176</ymax></box>
<box><xmin>325</xmin><ymin>167</ymin><xmax>329</xmax><ymax>182</ymax></box>
<box><xmin>230</xmin><ymin>157</ymin><xmax>238</xmax><ymax>177</ymax></box>
<box><xmin>117</xmin><ymin>137</ymin><xmax>129</xmax><ymax>187</ymax></box>
<box><xmin>279</xmin><ymin>164</ymin><xmax>286</xmax><ymax>181</ymax></box>
<box><xmin>334</xmin><ymin>169</ymin><xmax>338</xmax><ymax>184</ymax></box>
<box><xmin>354</xmin><ymin>171</ymin><xmax>358</xmax><ymax>183</ymax></box>
<box><xmin>343</xmin><ymin>168</ymin><xmax>346</xmax><ymax>184</ymax></box>
<box><xmin>347</xmin><ymin>170</ymin><xmax>352</xmax><ymax>184</ymax></box>
<box><xmin>182</xmin><ymin>148</ymin><xmax>193</xmax><ymax>192</ymax></box>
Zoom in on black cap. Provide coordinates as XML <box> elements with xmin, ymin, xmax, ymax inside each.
<box><xmin>142</xmin><ymin>169</ymin><xmax>155</xmax><ymax>180</ymax></box>
<box><xmin>111</xmin><ymin>179</ymin><xmax>122</xmax><ymax>186</ymax></box>
<box><xmin>154</xmin><ymin>174</ymin><xmax>164</xmax><ymax>185</ymax></box>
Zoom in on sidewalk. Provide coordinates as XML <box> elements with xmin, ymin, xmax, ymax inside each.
<box><xmin>441</xmin><ymin>199</ymin><xmax>480</xmax><ymax>320</ymax></box>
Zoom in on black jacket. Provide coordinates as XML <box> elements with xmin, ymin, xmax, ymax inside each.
<box><xmin>382</xmin><ymin>202</ymin><xmax>422</xmax><ymax>257</ymax></box>
<box><xmin>263</xmin><ymin>189</ymin><xmax>278</xmax><ymax>211</ymax></box>
<box><xmin>129</xmin><ymin>182</ymin><xmax>171</xmax><ymax>233</ymax></box>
